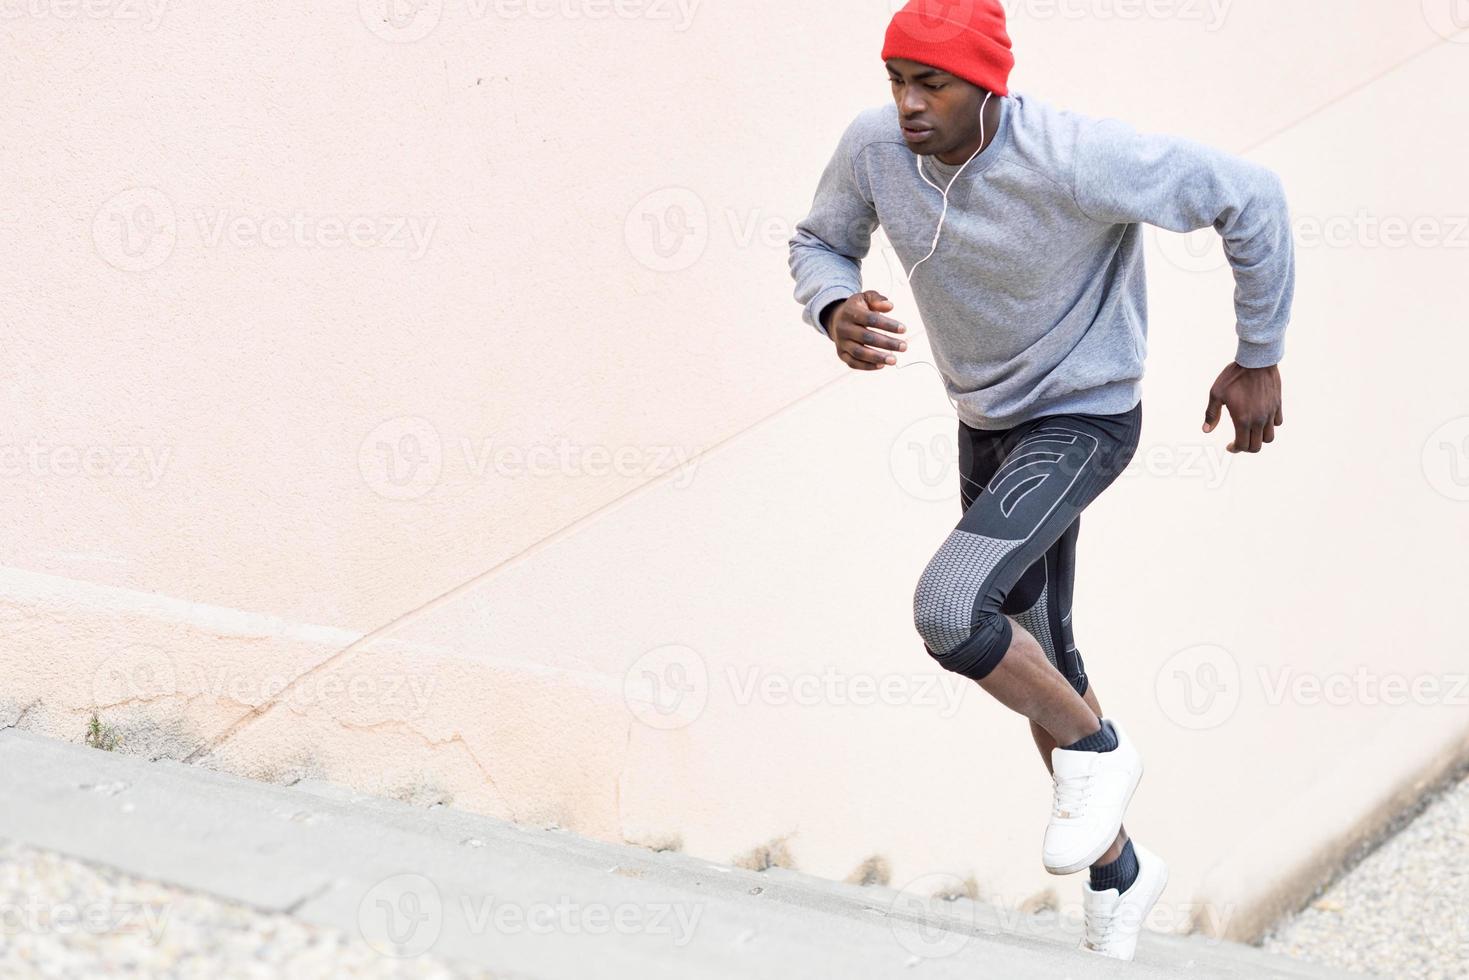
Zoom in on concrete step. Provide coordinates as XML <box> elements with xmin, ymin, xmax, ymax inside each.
<box><xmin>0</xmin><ymin>731</ymin><xmax>1365</xmax><ymax>979</ymax></box>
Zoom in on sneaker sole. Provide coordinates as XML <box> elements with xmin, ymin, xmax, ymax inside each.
<box><xmin>1043</xmin><ymin>757</ymin><xmax>1143</xmax><ymax>876</ymax></box>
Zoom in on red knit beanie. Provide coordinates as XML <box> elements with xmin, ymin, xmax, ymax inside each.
<box><xmin>882</xmin><ymin>0</ymin><xmax>1015</xmax><ymax>96</ymax></box>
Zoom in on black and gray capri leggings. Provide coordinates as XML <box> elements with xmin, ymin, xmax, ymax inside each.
<box><xmin>912</xmin><ymin>401</ymin><xmax>1143</xmax><ymax>698</ymax></box>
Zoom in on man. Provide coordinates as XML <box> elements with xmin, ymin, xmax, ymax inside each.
<box><xmin>785</xmin><ymin>0</ymin><xmax>1294</xmax><ymax>962</ymax></box>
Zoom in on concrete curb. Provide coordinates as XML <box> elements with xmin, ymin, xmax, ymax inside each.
<box><xmin>0</xmin><ymin>731</ymin><xmax>1365</xmax><ymax>979</ymax></box>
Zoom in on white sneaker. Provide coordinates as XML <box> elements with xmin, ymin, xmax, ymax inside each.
<box><xmin>1042</xmin><ymin>718</ymin><xmax>1142</xmax><ymax>875</ymax></box>
<box><xmin>1078</xmin><ymin>841</ymin><xmax>1169</xmax><ymax>961</ymax></box>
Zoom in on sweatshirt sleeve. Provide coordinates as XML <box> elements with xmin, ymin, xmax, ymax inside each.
<box><xmin>1072</xmin><ymin>117</ymin><xmax>1296</xmax><ymax>369</ymax></box>
<box><xmin>787</xmin><ymin>114</ymin><xmax>881</xmax><ymax>338</ymax></box>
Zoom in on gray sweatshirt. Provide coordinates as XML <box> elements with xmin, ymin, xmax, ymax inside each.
<box><xmin>786</xmin><ymin>91</ymin><xmax>1296</xmax><ymax>429</ymax></box>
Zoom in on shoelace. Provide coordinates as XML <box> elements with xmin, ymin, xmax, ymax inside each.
<box><xmin>1084</xmin><ymin>905</ymin><xmax>1118</xmax><ymax>949</ymax></box>
<box><xmin>1051</xmin><ymin>770</ymin><xmax>1094</xmax><ymax>819</ymax></box>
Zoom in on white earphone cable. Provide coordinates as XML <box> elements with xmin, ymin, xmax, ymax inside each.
<box><xmin>906</xmin><ymin>89</ymin><xmax>993</xmax><ymax>286</ymax></box>
<box><xmin>903</xmin><ymin>91</ymin><xmax>994</xmax><ymax>419</ymax></box>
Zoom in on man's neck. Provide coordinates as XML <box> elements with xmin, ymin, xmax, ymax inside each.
<box><xmin>935</xmin><ymin>95</ymin><xmax>1002</xmax><ymax>166</ymax></box>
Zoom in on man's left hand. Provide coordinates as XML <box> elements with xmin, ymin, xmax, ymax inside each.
<box><xmin>1203</xmin><ymin>362</ymin><xmax>1283</xmax><ymax>454</ymax></box>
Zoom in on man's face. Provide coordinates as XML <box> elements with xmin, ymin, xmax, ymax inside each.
<box><xmin>885</xmin><ymin>58</ymin><xmax>987</xmax><ymax>157</ymax></box>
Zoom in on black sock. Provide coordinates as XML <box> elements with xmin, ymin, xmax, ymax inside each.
<box><xmin>1090</xmin><ymin>838</ymin><xmax>1139</xmax><ymax>893</ymax></box>
<box><xmin>1062</xmin><ymin>718</ymin><xmax>1118</xmax><ymax>753</ymax></box>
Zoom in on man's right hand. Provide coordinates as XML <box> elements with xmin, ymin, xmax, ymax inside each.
<box><xmin>823</xmin><ymin>290</ymin><xmax>908</xmax><ymax>371</ymax></box>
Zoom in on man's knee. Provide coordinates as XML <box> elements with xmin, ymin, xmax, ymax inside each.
<box><xmin>912</xmin><ymin>537</ymin><xmax>1018</xmax><ymax>681</ymax></box>
<box><xmin>916</xmin><ymin>608</ymin><xmax>1013</xmax><ymax>680</ymax></box>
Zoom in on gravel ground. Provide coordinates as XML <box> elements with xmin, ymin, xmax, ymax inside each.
<box><xmin>1262</xmin><ymin>772</ymin><xmax>1469</xmax><ymax>979</ymax></box>
<box><xmin>0</xmin><ymin>839</ymin><xmax>499</xmax><ymax>979</ymax></box>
